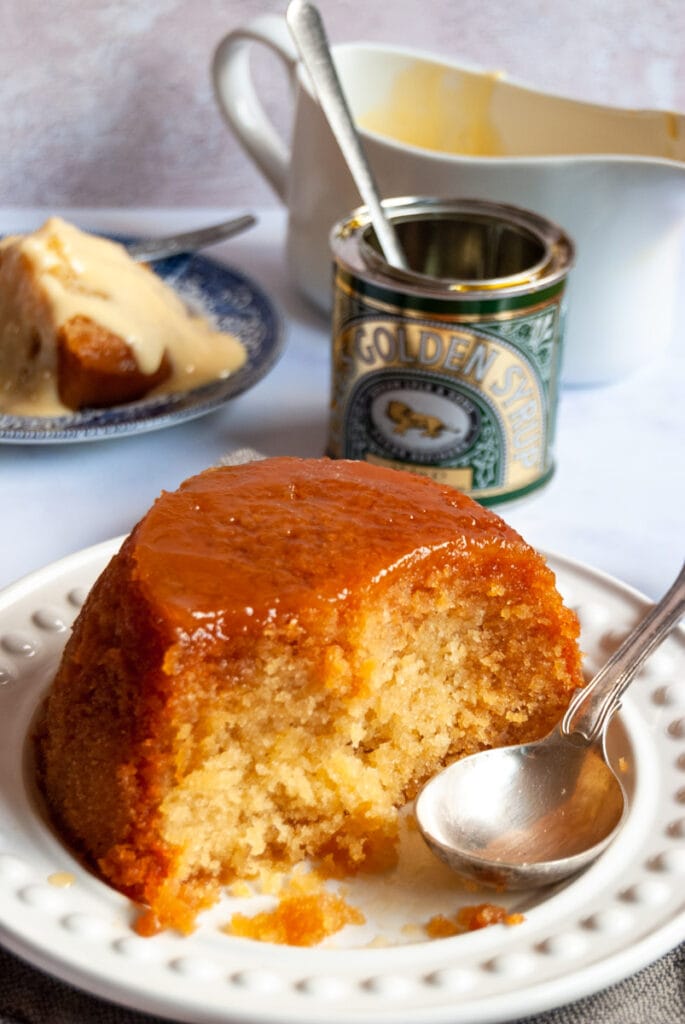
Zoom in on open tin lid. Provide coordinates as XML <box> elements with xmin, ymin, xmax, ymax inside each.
<box><xmin>331</xmin><ymin>196</ymin><xmax>574</xmax><ymax>301</ymax></box>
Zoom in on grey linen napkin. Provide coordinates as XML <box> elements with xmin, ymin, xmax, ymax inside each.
<box><xmin>1</xmin><ymin>942</ymin><xmax>683</xmax><ymax>1024</ymax></box>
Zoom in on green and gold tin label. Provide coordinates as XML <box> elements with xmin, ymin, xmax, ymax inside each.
<box><xmin>328</xmin><ymin>280</ymin><xmax>565</xmax><ymax>504</ymax></box>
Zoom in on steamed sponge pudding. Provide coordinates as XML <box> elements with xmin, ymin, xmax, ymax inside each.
<box><xmin>37</xmin><ymin>457</ymin><xmax>582</xmax><ymax>934</ymax></box>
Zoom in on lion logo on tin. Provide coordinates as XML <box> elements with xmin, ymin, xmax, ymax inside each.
<box><xmin>386</xmin><ymin>400</ymin><xmax>448</xmax><ymax>439</ymax></box>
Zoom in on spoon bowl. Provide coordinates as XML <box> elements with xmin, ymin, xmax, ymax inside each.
<box><xmin>416</xmin><ymin>561</ymin><xmax>685</xmax><ymax>889</ymax></box>
<box><xmin>416</xmin><ymin>727</ymin><xmax>626</xmax><ymax>890</ymax></box>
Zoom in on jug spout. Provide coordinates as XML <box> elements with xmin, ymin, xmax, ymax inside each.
<box><xmin>480</xmin><ymin>84</ymin><xmax>685</xmax><ymax>163</ymax></box>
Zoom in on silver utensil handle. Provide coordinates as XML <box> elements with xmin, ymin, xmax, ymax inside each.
<box><xmin>562</xmin><ymin>561</ymin><xmax>685</xmax><ymax>743</ymax></box>
<box><xmin>285</xmin><ymin>0</ymin><xmax>408</xmax><ymax>271</ymax></box>
<box><xmin>125</xmin><ymin>213</ymin><xmax>256</xmax><ymax>262</ymax></box>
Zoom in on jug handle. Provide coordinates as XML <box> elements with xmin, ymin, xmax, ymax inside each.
<box><xmin>211</xmin><ymin>15</ymin><xmax>298</xmax><ymax>201</ymax></box>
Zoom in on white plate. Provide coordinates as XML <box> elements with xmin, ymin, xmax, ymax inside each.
<box><xmin>0</xmin><ymin>251</ymin><xmax>282</xmax><ymax>443</ymax></box>
<box><xmin>0</xmin><ymin>542</ymin><xmax>683</xmax><ymax>1024</ymax></box>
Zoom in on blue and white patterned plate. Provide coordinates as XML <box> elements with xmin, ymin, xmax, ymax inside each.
<box><xmin>0</xmin><ymin>250</ymin><xmax>283</xmax><ymax>443</ymax></box>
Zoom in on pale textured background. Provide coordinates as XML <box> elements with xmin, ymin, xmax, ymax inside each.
<box><xmin>1</xmin><ymin>0</ymin><xmax>684</xmax><ymax>209</ymax></box>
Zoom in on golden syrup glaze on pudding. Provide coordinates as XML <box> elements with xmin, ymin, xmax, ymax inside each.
<box><xmin>135</xmin><ymin>455</ymin><xmax>523</xmax><ymax>637</ymax></box>
<box><xmin>36</xmin><ymin>457</ymin><xmax>583</xmax><ymax>937</ymax></box>
<box><xmin>0</xmin><ymin>217</ymin><xmax>246</xmax><ymax>414</ymax></box>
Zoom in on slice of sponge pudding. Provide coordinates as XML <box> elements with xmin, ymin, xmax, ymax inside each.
<box><xmin>36</xmin><ymin>457</ymin><xmax>582</xmax><ymax>934</ymax></box>
<box><xmin>0</xmin><ymin>217</ymin><xmax>245</xmax><ymax>414</ymax></box>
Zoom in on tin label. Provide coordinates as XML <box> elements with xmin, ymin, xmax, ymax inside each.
<box><xmin>328</xmin><ymin>289</ymin><xmax>564</xmax><ymax>503</ymax></box>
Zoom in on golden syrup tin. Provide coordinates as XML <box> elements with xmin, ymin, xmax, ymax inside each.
<box><xmin>328</xmin><ymin>197</ymin><xmax>574</xmax><ymax>504</ymax></box>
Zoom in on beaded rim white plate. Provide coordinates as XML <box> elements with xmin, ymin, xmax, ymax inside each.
<box><xmin>0</xmin><ymin>541</ymin><xmax>684</xmax><ymax>1024</ymax></box>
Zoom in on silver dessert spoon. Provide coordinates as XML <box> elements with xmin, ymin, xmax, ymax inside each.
<box><xmin>415</xmin><ymin>561</ymin><xmax>685</xmax><ymax>890</ymax></box>
<box><xmin>285</xmin><ymin>0</ymin><xmax>408</xmax><ymax>271</ymax></box>
<box><xmin>125</xmin><ymin>212</ymin><xmax>256</xmax><ymax>262</ymax></box>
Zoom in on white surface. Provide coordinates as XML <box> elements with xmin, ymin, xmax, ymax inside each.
<box><xmin>0</xmin><ymin>546</ymin><xmax>683</xmax><ymax>1023</ymax></box>
<box><xmin>0</xmin><ymin>207</ymin><xmax>683</xmax><ymax>602</ymax></box>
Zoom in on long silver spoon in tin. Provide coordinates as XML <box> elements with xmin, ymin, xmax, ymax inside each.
<box><xmin>285</xmin><ymin>0</ymin><xmax>408</xmax><ymax>271</ymax></box>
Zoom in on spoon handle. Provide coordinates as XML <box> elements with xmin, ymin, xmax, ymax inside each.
<box><xmin>562</xmin><ymin>561</ymin><xmax>685</xmax><ymax>743</ymax></box>
<box><xmin>285</xmin><ymin>0</ymin><xmax>408</xmax><ymax>271</ymax></box>
<box><xmin>125</xmin><ymin>214</ymin><xmax>257</xmax><ymax>262</ymax></box>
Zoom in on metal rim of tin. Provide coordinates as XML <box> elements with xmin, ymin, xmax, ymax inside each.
<box><xmin>331</xmin><ymin>196</ymin><xmax>574</xmax><ymax>299</ymax></box>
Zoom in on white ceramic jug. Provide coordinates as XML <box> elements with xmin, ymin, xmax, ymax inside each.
<box><xmin>213</xmin><ymin>15</ymin><xmax>685</xmax><ymax>385</ymax></box>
